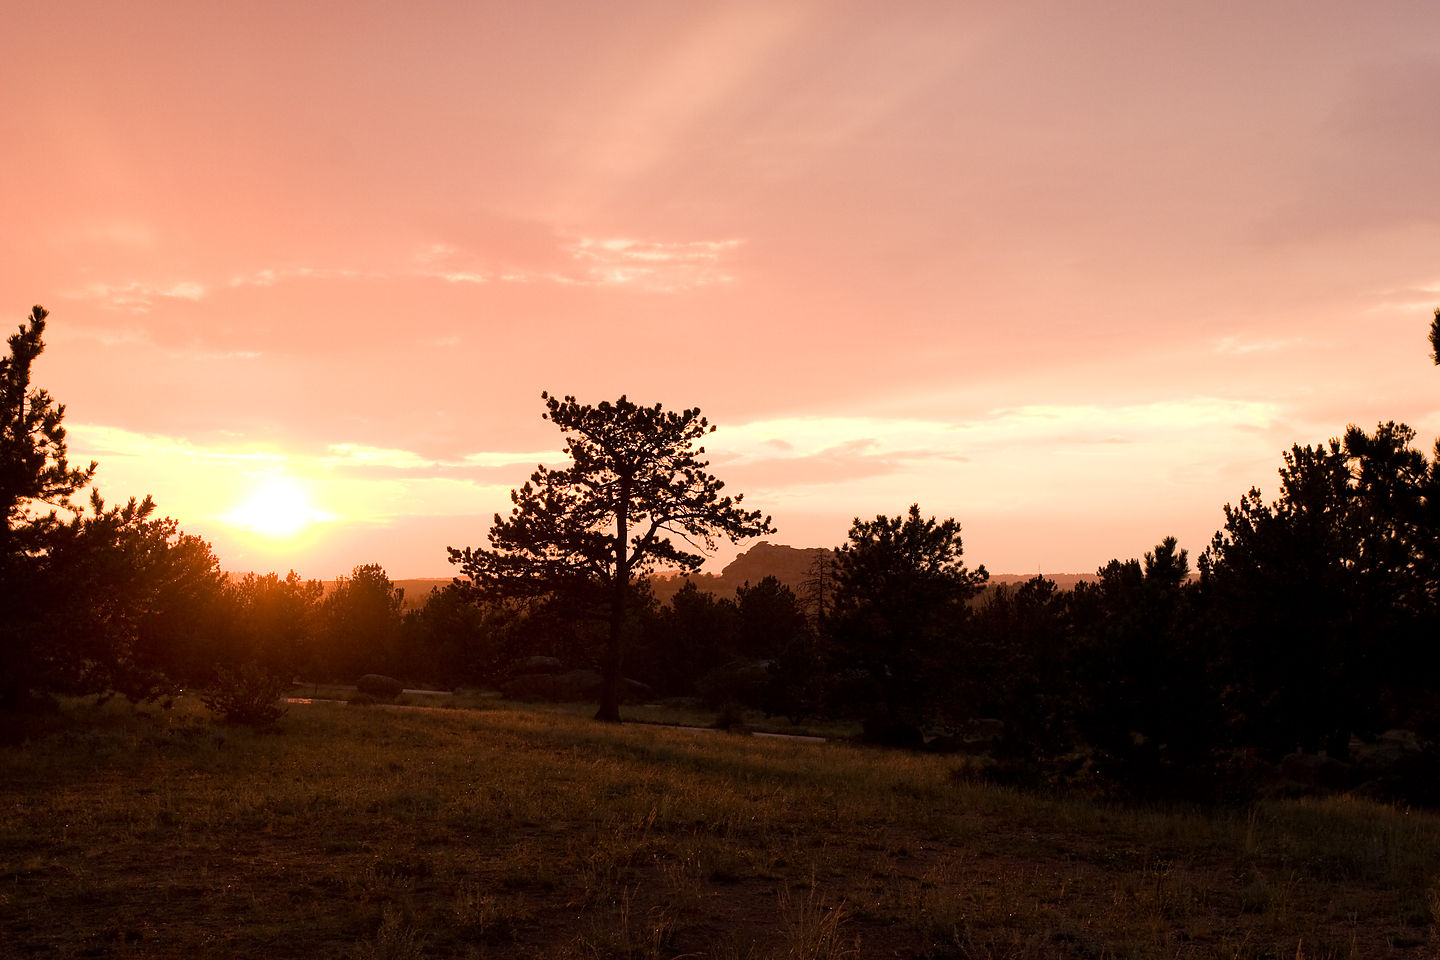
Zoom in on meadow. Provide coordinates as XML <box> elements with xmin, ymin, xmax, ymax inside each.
<box><xmin>2</xmin><ymin>698</ymin><xmax>1437</xmax><ymax>959</ymax></box>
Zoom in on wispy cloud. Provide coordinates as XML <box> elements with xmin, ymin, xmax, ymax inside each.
<box><xmin>52</xmin><ymin>326</ymin><xmax>261</xmax><ymax>362</ymax></box>
<box><xmin>66</xmin><ymin>280</ymin><xmax>209</xmax><ymax>312</ymax></box>
<box><xmin>63</xmin><ymin>264</ymin><xmax>377</xmax><ymax>311</ymax></box>
<box><xmin>292</xmin><ymin>441</ymin><xmax>574</xmax><ymax>474</ymax></box>
<box><xmin>1213</xmin><ymin>335</ymin><xmax>1304</xmax><ymax>355</ymax></box>
<box><xmin>324</xmin><ymin>444</ymin><xmax>437</xmax><ymax>470</ymax></box>
<box><xmin>59</xmin><ymin>326</ymin><xmax>151</xmax><ymax>347</ymax></box>
<box><xmin>63</xmin><ymin>424</ymin><xmax>515</xmax><ymax>537</ymax></box>
<box><xmin>1364</xmin><ymin>280</ymin><xmax>1440</xmax><ymax>315</ymax></box>
<box><xmin>68</xmin><ymin>424</ymin><xmax>286</xmax><ymax>464</ymax></box>
<box><xmin>564</xmin><ymin>235</ymin><xmax>744</xmax><ymax>291</ymax></box>
<box><xmin>715</xmin><ymin>399</ymin><xmax>1283</xmax><ymax>504</ymax></box>
<box><xmin>227</xmin><ymin>266</ymin><xmax>373</xmax><ymax>287</ymax></box>
<box><xmin>459</xmin><ymin>450</ymin><xmax>566</xmax><ymax>468</ymax></box>
<box><xmin>413</xmin><ymin>235</ymin><xmax>744</xmax><ymax>292</ymax></box>
<box><xmin>713</xmin><ymin>416</ymin><xmax>976</xmax><ymax>491</ymax></box>
<box><xmin>189</xmin><ymin>349</ymin><xmax>262</xmax><ymax>361</ymax></box>
<box><xmin>414</xmin><ymin>244</ymin><xmax>492</xmax><ymax>284</ymax></box>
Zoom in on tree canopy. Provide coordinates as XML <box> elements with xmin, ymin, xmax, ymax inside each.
<box><xmin>1430</xmin><ymin>306</ymin><xmax>1439</xmax><ymax>366</ymax></box>
<box><xmin>449</xmin><ymin>393</ymin><xmax>773</xmax><ymax>721</ymax></box>
<box><xmin>1200</xmin><ymin>421</ymin><xmax>1440</xmax><ymax>755</ymax></box>
<box><xmin>1</xmin><ymin>307</ymin><xmax>227</xmax><ymax>711</ymax></box>
<box><xmin>827</xmin><ymin>504</ymin><xmax>988</xmax><ymax>742</ymax></box>
<box><xmin>1</xmin><ymin>305</ymin><xmax>96</xmax><ymax>566</ymax></box>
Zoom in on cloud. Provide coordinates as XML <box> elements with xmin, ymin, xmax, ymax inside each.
<box><xmin>68</xmin><ymin>423</ymin><xmax>285</xmax><ymax>464</ymax></box>
<box><xmin>228</xmin><ymin>266</ymin><xmax>372</xmax><ymax>287</ymax></box>
<box><xmin>324</xmin><ymin>443</ymin><xmax>438</xmax><ymax>470</ymax></box>
<box><xmin>59</xmin><ymin>326</ymin><xmax>151</xmax><ymax>348</ymax></box>
<box><xmin>563</xmin><ymin>235</ymin><xmax>744</xmax><ymax>291</ymax></box>
<box><xmin>412</xmin><ymin>234</ymin><xmax>745</xmax><ymax>292</ymax></box>
<box><xmin>1214</xmin><ymin>335</ymin><xmax>1304</xmax><ymax>355</ymax></box>
<box><xmin>188</xmin><ymin>349</ymin><xmax>262</xmax><ymax>361</ymax></box>
<box><xmin>319</xmin><ymin>442</ymin><xmax>579</xmax><ymax>476</ymax></box>
<box><xmin>712</xmin><ymin>416</ymin><xmax>977</xmax><ymax>491</ymax></box>
<box><xmin>413</xmin><ymin>244</ymin><xmax>494</xmax><ymax>284</ymax></box>
<box><xmin>970</xmin><ymin>400</ymin><xmax>1281</xmax><ymax>447</ymax></box>
<box><xmin>63</xmin><ymin>423</ymin><xmax>515</xmax><ymax>539</ymax></box>
<box><xmin>1365</xmin><ymin>280</ymin><xmax>1440</xmax><ymax>315</ymax></box>
<box><xmin>713</xmin><ymin>399</ymin><xmax>1284</xmax><ymax>510</ymax></box>
<box><xmin>721</xmin><ymin>437</ymin><xmax>969</xmax><ymax>488</ymax></box>
<box><xmin>66</xmin><ymin>279</ymin><xmax>209</xmax><ymax>312</ymax></box>
<box><xmin>51</xmin><ymin>325</ymin><xmax>261</xmax><ymax>362</ymax></box>
<box><xmin>61</xmin><ymin>265</ymin><xmax>378</xmax><ymax>313</ymax></box>
<box><xmin>459</xmin><ymin>450</ymin><xmax>566</xmax><ymax>468</ymax></box>
<box><xmin>164</xmin><ymin>281</ymin><xmax>207</xmax><ymax>300</ymax></box>
<box><xmin>716</xmin><ymin>415</ymin><xmax>967</xmax><ymax>464</ymax></box>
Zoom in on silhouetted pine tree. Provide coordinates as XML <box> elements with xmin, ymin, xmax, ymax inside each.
<box><xmin>450</xmin><ymin>393</ymin><xmax>773</xmax><ymax>721</ymax></box>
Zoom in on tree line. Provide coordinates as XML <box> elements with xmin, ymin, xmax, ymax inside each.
<box><xmin>6</xmin><ymin>303</ymin><xmax>1440</xmax><ymax>803</ymax></box>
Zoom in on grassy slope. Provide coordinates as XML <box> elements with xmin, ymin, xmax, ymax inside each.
<box><xmin>2</xmin><ymin>699</ymin><xmax>1437</xmax><ymax>959</ymax></box>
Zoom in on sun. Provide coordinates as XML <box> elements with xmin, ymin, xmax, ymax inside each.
<box><xmin>221</xmin><ymin>475</ymin><xmax>329</xmax><ymax>538</ymax></box>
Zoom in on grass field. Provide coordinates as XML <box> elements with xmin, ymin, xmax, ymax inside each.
<box><xmin>2</xmin><ymin>698</ymin><xmax>1438</xmax><ymax>959</ymax></box>
<box><xmin>285</xmin><ymin>684</ymin><xmax>860</xmax><ymax>741</ymax></box>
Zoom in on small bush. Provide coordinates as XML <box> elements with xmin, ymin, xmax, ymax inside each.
<box><xmin>200</xmin><ymin>663</ymin><xmax>288</xmax><ymax>726</ymax></box>
<box><xmin>696</xmin><ymin>660</ymin><xmax>770</xmax><ymax>710</ymax></box>
<box><xmin>712</xmin><ymin>702</ymin><xmax>750</xmax><ymax>733</ymax></box>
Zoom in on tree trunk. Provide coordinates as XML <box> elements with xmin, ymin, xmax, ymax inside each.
<box><xmin>594</xmin><ymin>583</ymin><xmax>624</xmax><ymax>723</ymax></box>
<box><xmin>595</xmin><ymin>475</ymin><xmax>630</xmax><ymax>723</ymax></box>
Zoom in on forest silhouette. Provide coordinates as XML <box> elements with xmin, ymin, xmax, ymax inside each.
<box><xmin>5</xmin><ymin>303</ymin><xmax>1440</xmax><ymax>803</ymax></box>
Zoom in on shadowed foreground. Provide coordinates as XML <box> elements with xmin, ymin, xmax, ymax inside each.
<box><xmin>3</xmin><ymin>699</ymin><xmax>1438</xmax><ymax>958</ymax></box>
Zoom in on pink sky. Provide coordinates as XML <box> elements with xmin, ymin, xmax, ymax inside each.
<box><xmin>5</xmin><ymin>2</ymin><xmax>1440</xmax><ymax>579</ymax></box>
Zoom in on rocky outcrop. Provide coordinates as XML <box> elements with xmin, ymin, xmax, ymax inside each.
<box><xmin>356</xmin><ymin>674</ymin><xmax>404</xmax><ymax>699</ymax></box>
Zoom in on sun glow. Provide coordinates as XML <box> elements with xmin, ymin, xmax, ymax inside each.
<box><xmin>221</xmin><ymin>475</ymin><xmax>332</xmax><ymax>538</ymax></box>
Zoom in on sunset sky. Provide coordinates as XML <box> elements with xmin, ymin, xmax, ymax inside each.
<box><xmin>5</xmin><ymin>2</ymin><xmax>1440</xmax><ymax>580</ymax></box>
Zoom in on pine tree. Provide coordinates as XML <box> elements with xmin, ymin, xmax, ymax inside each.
<box><xmin>1</xmin><ymin>305</ymin><xmax>96</xmax><ymax>564</ymax></box>
<box><xmin>449</xmin><ymin>393</ymin><xmax>773</xmax><ymax>721</ymax></box>
<box><xmin>1</xmin><ymin>306</ymin><xmax>98</xmax><ymax>708</ymax></box>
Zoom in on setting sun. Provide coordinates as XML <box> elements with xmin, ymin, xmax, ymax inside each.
<box><xmin>221</xmin><ymin>476</ymin><xmax>331</xmax><ymax>539</ymax></box>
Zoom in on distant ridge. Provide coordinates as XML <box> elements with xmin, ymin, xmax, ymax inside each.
<box><xmin>291</xmin><ymin>546</ymin><xmax>1096</xmax><ymax>610</ymax></box>
<box><xmin>648</xmin><ymin>541</ymin><xmax>1094</xmax><ymax>603</ymax></box>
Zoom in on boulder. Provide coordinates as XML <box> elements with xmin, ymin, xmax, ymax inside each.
<box><xmin>925</xmin><ymin>734</ymin><xmax>992</xmax><ymax>756</ymax></box>
<box><xmin>696</xmin><ymin>659</ymin><xmax>771</xmax><ymax>709</ymax></box>
<box><xmin>551</xmin><ymin>669</ymin><xmax>605</xmax><ymax>701</ymax></box>
<box><xmin>512</xmin><ymin>656</ymin><xmax>564</xmax><ymax>676</ymax></box>
<box><xmin>861</xmin><ymin>717</ymin><xmax>926</xmax><ymax>750</ymax></box>
<box><xmin>925</xmin><ymin>718</ymin><xmax>1007</xmax><ymax>755</ymax></box>
<box><xmin>1352</xmin><ymin>730</ymin><xmax>1421</xmax><ymax>771</ymax></box>
<box><xmin>1280</xmin><ymin>752</ymin><xmax>1352</xmax><ymax>789</ymax></box>
<box><xmin>962</xmin><ymin>718</ymin><xmax>1006</xmax><ymax>741</ymax></box>
<box><xmin>356</xmin><ymin>674</ymin><xmax>404</xmax><ymax>699</ymax></box>
<box><xmin>500</xmin><ymin>674</ymin><xmax>558</xmax><ymax>701</ymax></box>
<box><xmin>500</xmin><ymin>670</ymin><xmax>654</xmax><ymax>704</ymax></box>
<box><xmin>623</xmin><ymin>678</ymin><xmax>656</xmax><ymax>703</ymax></box>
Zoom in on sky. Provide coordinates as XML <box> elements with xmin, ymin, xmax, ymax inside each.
<box><xmin>5</xmin><ymin>1</ymin><xmax>1440</xmax><ymax>580</ymax></box>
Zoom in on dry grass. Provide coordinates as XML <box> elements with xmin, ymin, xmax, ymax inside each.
<box><xmin>289</xmin><ymin>683</ymin><xmax>857</xmax><ymax>740</ymax></box>
<box><xmin>1</xmin><ymin>697</ymin><xmax>1437</xmax><ymax>958</ymax></box>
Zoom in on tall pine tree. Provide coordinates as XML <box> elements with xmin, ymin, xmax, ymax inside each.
<box><xmin>450</xmin><ymin>393</ymin><xmax>773</xmax><ymax>721</ymax></box>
